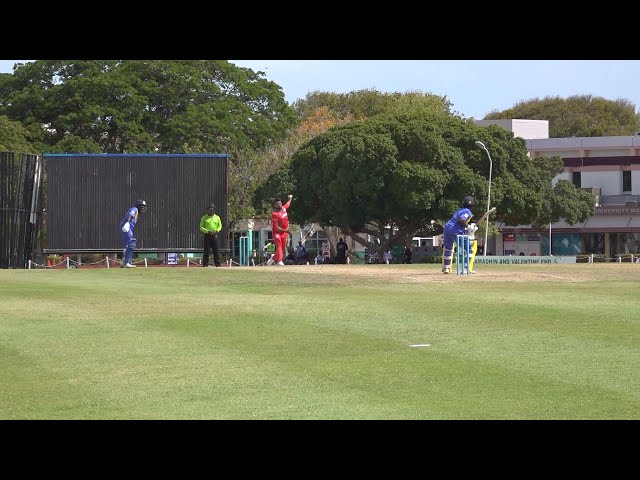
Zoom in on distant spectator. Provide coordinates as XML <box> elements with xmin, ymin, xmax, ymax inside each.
<box><xmin>383</xmin><ymin>248</ymin><xmax>393</xmax><ymax>264</ymax></box>
<box><xmin>264</xmin><ymin>240</ymin><xmax>275</xmax><ymax>263</ymax></box>
<box><xmin>336</xmin><ymin>237</ymin><xmax>349</xmax><ymax>264</ymax></box>
<box><xmin>296</xmin><ymin>240</ymin><xmax>308</xmax><ymax>264</ymax></box>
<box><xmin>403</xmin><ymin>244</ymin><xmax>413</xmax><ymax>264</ymax></box>
<box><xmin>285</xmin><ymin>250</ymin><xmax>295</xmax><ymax>265</ymax></box>
<box><xmin>315</xmin><ymin>251</ymin><xmax>325</xmax><ymax>265</ymax></box>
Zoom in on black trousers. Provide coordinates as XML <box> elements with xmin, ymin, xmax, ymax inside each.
<box><xmin>203</xmin><ymin>234</ymin><xmax>221</xmax><ymax>267</ymax></box>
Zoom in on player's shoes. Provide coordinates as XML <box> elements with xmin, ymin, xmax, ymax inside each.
<box><xmin>124</xmin><ymin>263</ymin><xmax>136</xmax><ymax>268</ymax></box>
<box><xmin>266</xmin><ymin>258</ymin><xmax>273</xmax><ymax>266</ymax></box>
<box><xmin>277</xmin><ymin>261</ymin><xmax>285</xmax><ymax>266</ymax></box>
<box><xmin>443</xmin><ymin>267</ymin><xmax>450</xmax><ymax>274</ymax></box>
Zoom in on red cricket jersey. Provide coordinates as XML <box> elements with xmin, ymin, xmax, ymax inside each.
<box><xmin>272</xmin><ymin>202</ymin><xmax>290</xmax><ymax>233</ymax></box>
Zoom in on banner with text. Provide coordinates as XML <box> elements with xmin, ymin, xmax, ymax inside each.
<box><xmin>474</xmin><ymin>256</ymin><xmax>576</xmax><ymax>265</ymax></box>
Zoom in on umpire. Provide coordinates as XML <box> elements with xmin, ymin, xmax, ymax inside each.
<box><xmin>199</xmin><ymin>203</ymin><xmax>222</xmax><ymax>267</ymax></box>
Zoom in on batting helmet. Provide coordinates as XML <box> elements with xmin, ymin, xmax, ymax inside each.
<box><xmin>462</xmin><ymin>196</ymin><xmax>476</xmax><ymax>208</ymax></box>
<box><xmin>135</xmin><ymin>199</ymin><xmax>147</xmax><ymax>212</ymax></box>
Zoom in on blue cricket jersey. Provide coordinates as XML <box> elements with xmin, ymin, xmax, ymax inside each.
<box><xmin>119</xmin><ymin>207</ymin><xmax>139</xmax><ymax>232</ymax></box>
<box><xmin>444</xmin><ymin>207</ymin><xmax>473</xmax><ymax>235</ymax></box>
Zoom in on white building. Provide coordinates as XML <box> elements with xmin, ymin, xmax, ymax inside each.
<box><xmin>478</xmin><ymin>120</ymin><xmax>640</xmax><ymax>258</ymax></box>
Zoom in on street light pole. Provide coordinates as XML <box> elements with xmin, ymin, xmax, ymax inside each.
<box><xmin>474</xmin><ymin>141</ymin><xmax>493</xmax><ymax>256</ymax></box>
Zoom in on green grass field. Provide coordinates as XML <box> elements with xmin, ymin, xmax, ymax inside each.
<box><xmin>1</xmin><ymin>263</ymin><xmax>639</xmax><ymax>420</ymax></box>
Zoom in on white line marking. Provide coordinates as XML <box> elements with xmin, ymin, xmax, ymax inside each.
<box><xmin>409</xmin><ymin>344</ymin><xmax>431</xmax><ymax>348</ymax></box>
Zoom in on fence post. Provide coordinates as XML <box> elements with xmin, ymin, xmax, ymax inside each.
<box><xmin>106</xmin><ymin>256</ymin><xmax>110</xmax><ymax>268</ymax></box>
<box><xmin>66</xmin><ymin>257</ymin><xmax>70</xmax><ymax>269</ymax></box>
<box><xmin>144</xmin><ymin>258</ymin><xmax>148</xmax><ymax>268</ymax></box>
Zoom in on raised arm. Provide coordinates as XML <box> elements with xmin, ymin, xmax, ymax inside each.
<box><xmin>283</xmin><ymin>194</ymin><xmax>293</xmax><ymax>209</ymax></box>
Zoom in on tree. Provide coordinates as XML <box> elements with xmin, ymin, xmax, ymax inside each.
<box><xmin>255</xmin><ymin>90</ymin><xmax>454</xmax><ymax>255</ymax></box>
<box><xmin>1</xmin><ymin>61</ymin><xmax>298</xmax><ymax>240</ymax></box>
<box><xmin>252</xmin><ymin>107</ymin><xmax>358</xmax><ymax>213</ymax></box>
<box><xmin>284</xmin><ymin>111</ymin><xmax>595</xmax><ymax>256</ymax></box>
<box><xmin>0</xmin><ymin>60</ymin><xmax>297</xmax><ymax>154</ymax></box>
<box><xmin>0</xmin><ymin>115</ymin><xmax>40</xmax><ymax>153</ymax></box>
<box><xmin>249</xmin><ymin>107</ymin><xmax>359</xmax><ymax>254</ymax></box>
<box><xmin>293</xmin><ymin>89</ymin><xmax>453</xmax><ymax>121</ymax></box>
<box><xmin>484</xmin><ymin>95</ymin><xmax>640</xmax><ymax>138</ymax></box>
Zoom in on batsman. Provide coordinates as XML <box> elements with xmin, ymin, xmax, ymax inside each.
<box><xmin>441</xmin><ymin>195</ymin><xmax>495</xmax><ymax>274</ymax></box>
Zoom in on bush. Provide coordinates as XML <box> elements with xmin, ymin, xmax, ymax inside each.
<box><xmin>46</xmin><ymin>255</ymin><xmax>63</xmax><ymax>266</ymax></box>
<box><xmin>80</xmin><ymin>253</ymin><xmax>107</xmax><ymax>264</ymax></box>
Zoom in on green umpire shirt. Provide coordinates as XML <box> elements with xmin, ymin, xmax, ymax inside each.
<box><xmin>200</xmin><ymin>213</ymin><xmax>222</xmax><ymax>235</ymax></box>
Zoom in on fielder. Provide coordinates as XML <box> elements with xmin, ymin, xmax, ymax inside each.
<box><xmin>268</xmin><ymin>194</ymin><xmax>293</xmax><ymax>266</ymax></box>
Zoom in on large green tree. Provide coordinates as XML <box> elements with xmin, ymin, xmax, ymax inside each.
<box><xmin>279</xmin><ymin>111</ymin><xmax>595</xmax><ymax>255</ymax></box>
<box><xmin>0</xmin><ymin>115</ymin><xmax>41</xmax><ymax>153</ymax></box>
<box><xmin>255</xmin><ymin>90</ymin><xmax>456</xmax><ymax>253</ymax></box>
<box><xmin>484</xmin><ymin>95</ymin><xmax>640</xmax><ymax>138</ymax></box>
<box><xmin>293</xmin><ymin>89</ymin><xmax>454</xmax><ymax>121</ymax></box>
<box><xmin>0</xmin><ymin>60</ymin><xmax>297</xmax><ymax>155</ymax></box>
<box><xmin>0</xmin><ymin>60</ymin><xmax>298</xmax><ymax>234</ymax></box>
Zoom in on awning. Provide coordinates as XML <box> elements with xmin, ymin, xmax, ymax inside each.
<box><xmin>498</xmin><ymin>216</ymin><xmax>640</xmax><ymax>233</ymax></box>
<box><xmin>583</xmin><ymin>216</ymin><xmax>634</xmax><ymax>232</ymax></box>
<box><xmin>627</xmin><ymin>217</ymin><xmax>640</xmax><ymax>229</ymax></box>
<box><xmin>498</xmin><ymin>221</ymin><xmax>587</xmax><ymax>234</ymax></box>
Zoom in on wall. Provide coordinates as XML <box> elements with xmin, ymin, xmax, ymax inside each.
<box><xmin>45</xmin><ymin>154</ymin><xmax>230</xmax><ymax>252</ymax></box>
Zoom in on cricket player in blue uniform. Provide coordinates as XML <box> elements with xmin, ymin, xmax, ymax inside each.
<box><xmin>441</xmin><ymin>196</ymin><xmax>475</xmax><ymax>274</ymax></box>
<box><xmin>119</xmin><ymin>199</ymin><xmax>147</xmax><ymax>268</ymax></box>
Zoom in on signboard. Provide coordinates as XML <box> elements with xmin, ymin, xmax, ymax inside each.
<box><xmin>475</xmin><ymin>256</ymin><xmax>576</xmax><ymax>265</ymax></box>
<box><xmin>503</xmin><ymin>233</ymin><xmax>540</xmax><ymax>256</ymax></box>
<box><xmin>167</xmin><ymin>253</ymin><xmax>178</xmax><ymax>265</ymax></box>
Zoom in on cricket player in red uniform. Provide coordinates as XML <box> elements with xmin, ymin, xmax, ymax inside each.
<box><xmin>268</xmin><ymin>194</ymin><xmax>293</xmax><ymax>266</ymax></box>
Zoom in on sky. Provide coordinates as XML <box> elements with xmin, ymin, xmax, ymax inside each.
<box><xmin>2</xmin><ymin>60</ymin><xmax>640</xmax><ymax>120</ymax></box>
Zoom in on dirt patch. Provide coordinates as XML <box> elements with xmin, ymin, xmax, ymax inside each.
<box><xmin>279</xmin><ymin>263</ymin><xmax>639</xmax><ymax>283</ymax></box>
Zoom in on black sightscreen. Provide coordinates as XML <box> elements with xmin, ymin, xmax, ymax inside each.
<box><xmin>45</xmin><ymin>154</ymin><xmax>230</xmax><ymax>252</ymax></box>
<box><xmin>0</xmin><ymin>152</ymin><xmax>43</xmax><ymax>268</ymax></box>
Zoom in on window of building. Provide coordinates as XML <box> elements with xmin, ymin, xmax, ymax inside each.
<box><xmin>412</xmin><ymin>237</ymin><xmax>433</xmax><ymax>247</ymax></box>
<box><xmin>303</xmin><ymin>229</ymin><xmax>329</xmax><ymax>252</ymax></box>
<box><xmin>572</xmin><ymin>171</ymin><xmax>581</xmax><ymax>188</ymax></box>
<box><xmin>623</xmin><ymin>170</ymin><xmax>632</xmax><ymax>192</ymax></box>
